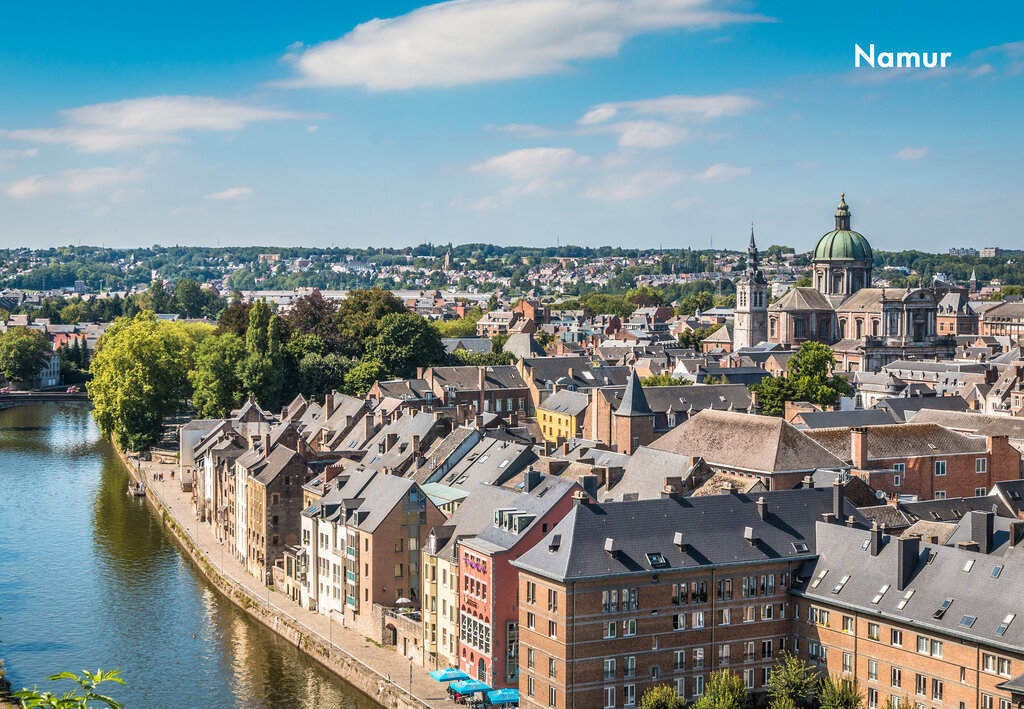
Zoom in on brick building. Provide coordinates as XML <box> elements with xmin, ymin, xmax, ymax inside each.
<box><xmin>804</xmin><ymin>424</ymin><xmax>1021</xmax><ymax>500</ymax></box>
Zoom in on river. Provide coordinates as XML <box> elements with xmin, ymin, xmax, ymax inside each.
<box><xmin>0</xmin><ymin>404</ymin><xmax>380</xmax><ymax>709</ymax></box>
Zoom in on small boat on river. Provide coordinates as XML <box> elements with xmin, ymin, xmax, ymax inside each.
<box><xmin>127</xmin><ymin>481</ymin><xmax>146</xmax><ymax>496</ymax></box>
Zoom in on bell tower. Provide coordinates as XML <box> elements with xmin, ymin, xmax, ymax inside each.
<box><xmin>733</xmin><ymin>226</ymin><xmax>769</xmax><ymax>350</ymax></box>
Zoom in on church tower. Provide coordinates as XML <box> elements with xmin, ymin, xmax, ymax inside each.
<box><xmin>733</xmin><ymin>227</ymin><xmax>769</xmax><ymax>350</ymax></box>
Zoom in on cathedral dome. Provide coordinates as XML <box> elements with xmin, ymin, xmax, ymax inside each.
<box><xmin>812</xmin><ymin>193</ymin><xmax>873</xmax><ymax>262</ymax></box>
<box><xmin>813</xmin><ymin>229</ymin><xmax>873</xmax><ymax>261</ymax></box>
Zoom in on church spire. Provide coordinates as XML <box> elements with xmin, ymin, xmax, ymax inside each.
<box><xmin>746</xmin><ymin>223</ymin><xmax>760</xmax><ymax>273</ymax></box>
<box><xmin>835</xmin><ymin>193</ymin><xmax>851</xmax><ymax>231</ymax></box>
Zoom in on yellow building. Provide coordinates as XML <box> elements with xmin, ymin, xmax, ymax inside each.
<box><xmin>422</xmin><ymin>534</ymin><xmax>461</xmax><ymax>668</ymax></box>
<box><xmin>536</xmin><ymin>389</ymin><xmax>588</xmax><ymax>443</ymax></box>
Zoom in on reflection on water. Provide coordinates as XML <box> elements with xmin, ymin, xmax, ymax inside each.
<box><xmin>0</xmin><ymin>405</ymin><xmax>378</xmax><ymax>709</ymax></box>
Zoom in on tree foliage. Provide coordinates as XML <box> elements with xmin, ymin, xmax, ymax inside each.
<box><xmin>344</xmin><ymin>359</ymin><xmax>388</xmax><ymax>395</ymax></box>
<box><xmin>817</xmin><ymin>675</ymin><xmax>863</xmax><ymax>709</ymax></box>
<box><xmin>767</xmin><ymin>651</ymin><xmax>818</xmax><ymax>708</ymax></box>
<box><xmin>89</xmin><ymin>313</ymin><xmax>211</xmax><ymax>450</ymax></box>
<box><xmin>642</xmin><ymin>374</ymin><xmax>691</xmax><ymax>387</ymax></box>
<box><xmin>692</xmin><ymin>670</ymin><xmax>748</xmax><ymax>709</ymax></box>
<box><xmin>13</xmin><ymin>669</ymin><xmax>125</xmax><ymax>709</ymax></box>
<box><xmin>363</xmin><ymin>312</ymin><xmax>446</xmax><ymax>379</ymax></box>
<box><xmin>754</xmin><ymin>342</ymin><xmax>853</xmax><ymax>417</ymax></box>
<box><xmin>0</xmin><ymin>326</ymin><xmax>51</xmax><ymax>383</ymax></box>
<box><xmin>189</xmin><ymin>333</ymin><xmax>247</xmax><ymax>418</ymax></box>
<box><xmin>238</xmin><ymin>300</ymin><xmax>285</xmax><ymax>411</ymax></box>
<box><xmin>639</xmin><ymin>684</ymin><xmax>685</xmax><ymax>709</ymax></box>
<box><xmin>333</xmin><ymin>287</ymin><xmax>407</xmax><ymax>358</ymax></box>
<box><xmin>432</xmin><ymin>306</ymin><xmax>483</xmax><ymax>338</ymax></box>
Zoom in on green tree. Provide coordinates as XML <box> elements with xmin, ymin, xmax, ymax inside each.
<box><xmin>692</xmin><ymin>670</ymin><xmax>747</xmax><ymax>709</ymax></box>
<box><xmin>677</xmin><ymin>291</ymin><xmax>715</xmax><ymax>316</ymax></box>
<box><xmin>626</xmin><ymin>285</ymin><xmax>665</xmax><ymax>307</ymax></box>
<box><xmin>172</xmin><ymin>278</ymin><xmax>205</xmax><ymax>318</ymax></box>
<box><xmin>753</xmin><ymin>342</ymin><xmax>853</xmax><ymax>416</ymax></box>
<box><xmin>0</xmin><ymin>327</ymin><xmax>51</xmax><ymax>383</ymax></box>
<box><xmin>13</xmin><ymin>669</ymin><xmax>124</xmax><ymax>709</ymax></box>
<box><xmin>333</xmin><ymin>288</ymin><xmax>407</xmax><ymax>358</ymax></box>
<box><xmin>639</xmin><ymin>684</ymin><xmax>685</xmax><ymax>709</ymax></box>
<box><xmin>238</xmin><ymin>300</ymin><xmax>285</xmax><ymax>410</ymax></box>
<box><xmin>817</xmin><ymin>675</ymin><xmax>863</xmax><ymax>709</ymax></box>
<box><xmin>189</xmin><ymin>334</ymin><xmax>247</xmax><ymax>418</ymax></box>
<box><xmin>450</xmin><ymin>350</ymin><xmax>514</xmax><ymax>366</ymax></box>
<box><xmin>344</xmin><ymin>359</ymin><xmax>387</xmax><ymax>395</ymax></box>
<box><xmin>753</xmin><ymin>375</ymin><xmax>790</xmax><ymax>417</ymax></box>
<box><xmin>363</xmin><ymin>312</ymin><xmax>446</xmax><ymax>379</ymax></box>
<box><xmin>678</xmin><ymin>323</ymin><xmax>722</xmax><ymax>351</ymax></box>
<box><xmin>284</xmin><ymin>290</ymin><xmax>341</xmax><ymax>351</ymax></box>
<box><xmin>432</xmin><ymin>306</ymin><xmax>483</xmax><ymax>338</ymax></box>
<box><xmin>298</xmin><ymin>352</ymin><xmax>351</xmax><ymax>400</ymax></box>
<box><xmin>487</xmin><ymin>293</ymin><xmax>499</xmax><ymax>311</ymax></box>
<box><xmin>642</xmin><ymin>374</ymin><xmax>691</xmax><ymax>386</ymax></box>
<box><xmin>794</xmin><ymin>276</ymin><xmax>813</xmax><ymax>288</ymax></box>
<box><xmin>766</xmin><ymin>651</ymin><xmax>818</xmax><ymax>709</ymax></box>
<box><xmin>216</xmin><ymin>301</ymin><xmax>253</xmax><ymax>337</ymax></box>
<box><xmin>90</xmin><ymin>313</ymin><xmax>210</xmax><ymax>450</ymax></box>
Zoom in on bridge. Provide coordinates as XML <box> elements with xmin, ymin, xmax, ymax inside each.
<box><xmin>0</xmin><ymin>391</ymin><xmax>93</xmax><ymax>410</ymax></box>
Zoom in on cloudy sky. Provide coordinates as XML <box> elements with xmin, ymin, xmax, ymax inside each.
<box><xmin>2</xmin><ymin>1</ymin><xmax>1021</xmax><ymax>252</ymax></box>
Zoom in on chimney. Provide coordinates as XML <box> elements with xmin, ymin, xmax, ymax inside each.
<box><xmin>869</xmin><ymin>523</ymin><xmax>883</xmax><ymax>556</ymax></box>
<box><xmin>580</xmin><ymin>474</ymin><xmax>598</xmax><ymax>500</ymax></box>
<box><xmin>722</xmin><ymin>481</ymin><xmax>736</xmax><ymax>494</ymax></box>
<box><xmin>363</xmin><ymin>414</ymin><xmax>375</xmax><ymax>442</ymax></box>
<box><xmin>604</xmin><ymin>537</ymin><xmax>620</xmax><ymax>558</ymax></box>
<box><xmin>509</xmin><ymin>411</ymin><xmax>519</xmax><ymax>428</ymax></box>
<box><xmin>417</xmin><ymin>367</ymin><xmax>424</xmax><ymax>379</ymax></box>
<box><xmin>969</xmin><ymin>510</ymin><xmax>995</xmax><ymax>554</ymax></box>
<box><xmin>673</xmin><ymin>531</ymin><xmax>688</xmax><ymax>552</ymax></box>
<box><xmin>571</xmin><ymin>489</ymin><xmax>589</xmax><ymax>507</ymax></box>
<box><xmin>263</xmin><ymin>433</ymin><xmax>271</xmax><ymax>454</ymax></box>
<box><xmin>325</xmin><ymin>391</ymin><xmax>336</xmax><ymax>419</ymax></box>
<box><xmin>475</xmin><ymin>414</ymin><xmax>485</xmax><ymax>431</ymax></box>
<box><xmin>743</xmin><ymin>526</ymin><xmax>759</xmax><ymax>545</ymax></box>
<box><xmin>802</xmin><ymin>475</ymin><xmax>814</xmax><ymax>489</ymax></box>
<box><xmin>851</xmin><ymin>427</ymin><xmax>869</xmax><ymax>469</ymax></box>
<box><xmin>832</xmin><ymin>480</ymin><xmax>845</xmax><ymax>522</ymax></box>
<box><xmin>846</xmin><ymin>515</ymin><xmax>857</xmax><ymax>528</ymax></box>
<box><xmin>411</xmin><ymin>434</ymin><xmax>421</xmax><ymax>456</ymax></box>
<box><xmin>385</xmin><ymin>432</ymin><xmax>398</xmax><ymax>452</ymax></box>
<box><xmin>896</xmin><ymin>535</ymin><xmax>920</xmax><ymax>591</ymax></box>
<box><xmin>478</xmin><ymin>366</ymin><xmax>486</xmax><ymax>415</ymax></box>
<box><xmin>1009</xmin><ymin>521</ymin><xmax>1024</xmax><ymax>547</ymax></box>
<box><xmin>525</xmin><ymin>469</ymin><xmax>542</xmax><ymax>493</ymax></box>
<box><xmin>756</xmin><ymin>497</ymin><xmax>767</xmax><ymax>520</ymax></box>
<box><xmin>561</xmin><ymin>440</ymin><xmax>570</xmax><ymax>456</ymax></box>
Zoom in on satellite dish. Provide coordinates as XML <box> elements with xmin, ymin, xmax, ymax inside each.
<box><xmin>876</xmin><ymin>490</ymin><xmax>886</xmax><ymax>500</ymax></box>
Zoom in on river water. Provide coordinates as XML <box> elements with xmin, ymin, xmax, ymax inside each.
<box><xmin>0</xmin><ymin>405</ymin><xmax>380</xmax><ymax>709</ymax></box>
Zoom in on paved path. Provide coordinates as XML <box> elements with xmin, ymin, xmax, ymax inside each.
<box><xmin>129</xmin><ymin>455</ymin><xmax>459</xmax><ymax>709</ymax></box>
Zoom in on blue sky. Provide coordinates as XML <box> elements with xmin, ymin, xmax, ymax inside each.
<box><xmin>1</xmin><ymin>0</ymin><xmax>1021</xmax><ymax>252</ymax></box>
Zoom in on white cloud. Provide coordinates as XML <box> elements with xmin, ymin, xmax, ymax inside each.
<box><xmin>696</xmin><ymin>162</ymin><xmax>750</xmax><ymax>181</ymax></box>
<box><xmin>895</xmin><ymin>146</ymin><xmax>929</xmax><ymax>161</ymax></box>
<box><xmin>3</xmin><ymin>96</ymin><xmax>313</xmax><ymax>152</ymax></box>
<box><xmin>4</xmin><ymin>167</ymin><xmax>143</xmax><ymax>199</ymax></box>
<box><xmin>580</xmin><ymin>94</ymin><xmax>758</xmax><ymax>124</ymax></box>
<box><xmin>584</xmin><ymin>170</ymin><xmax>681</xmax><ymax>200</ymax></box>
<box><xmin>282</xmin><ymin>0</ymin><xmax>769</xmax><ymax>90</ymax></box>
<box><xmin>607</xmin><ymin>120</ymin><xmax>688</xmax><ymax>148</ymax></box>
<box><xmin>0</xmin><ymin>148</ymin><xmax>38</xmax><ymax>169</ymax></box>
<box><xmin>472</xmin><ymin>147</ymin><xmax>586</xmax><ymax>179</ymax></box>
<box><xmin>205</xmin><ymin>187</ymin><xmax>253</xmax><ymax>201</ymax></box>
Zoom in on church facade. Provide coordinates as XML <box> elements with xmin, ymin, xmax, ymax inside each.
<box><xmin>735</xmin><ymin>195</ymin><xmax>956</xmax><ymax>372</ymax></box>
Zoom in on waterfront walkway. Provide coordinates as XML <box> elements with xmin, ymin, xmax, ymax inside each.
<box><xmin>129</xmin><ymin>455</ymin><xmax>458</xmax><ymax>709</ymax></box>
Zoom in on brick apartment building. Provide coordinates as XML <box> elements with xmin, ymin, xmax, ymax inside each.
<box><xmin>804</xmin><ymin>424</ymin><xmax>1020</xmax><ymax>500</ymax></box>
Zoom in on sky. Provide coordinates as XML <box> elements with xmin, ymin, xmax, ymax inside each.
<box><xmin>1</xmin><ymin>0</ymin><xmax>1022</xmax><ymax>253</ymax></box>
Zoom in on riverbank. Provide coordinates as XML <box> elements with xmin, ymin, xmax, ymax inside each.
<box><xmin>113</xmin><ymin>445</ymin><xmax>455</xmax><ymax>709</ymax></box>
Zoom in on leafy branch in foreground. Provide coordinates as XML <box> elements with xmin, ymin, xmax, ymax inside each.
<box><xmin>12</xmin><ymin>669</ymin><xmax>124</xmax><ymax>709</ymax></box>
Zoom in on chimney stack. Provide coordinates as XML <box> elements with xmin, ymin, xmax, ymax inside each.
<box><xmin>363</xmin><ymin>414</ymin><xmax>376</xmax><ymax>442</ymax></box>
<box><xmin>802</xmin><ymin>475</ymin><xmax>814</xmax><ymax>489</ymax></box>
<box><xmin>478</xmin><ymin>367</ymin><xmax>486</xmax><ymax>415</ymax></box>
<box><xmin>673</xmin><ymin>531</ymin><xmax>688</xmax><ymax>552</ymax></box>
<box><xmin>896</xmin><ymin>535</ymin><xmax>920</xmax><ymax>591</ymax></box>
<box><xmin>969</xmin><ymin>510</ymin><xmax>995</xmax><ymax>555</ymax></box>
<box><xmin>385</xmin><ymin>432</ymin><xmax>398</xmax><ymax>452</ymax></box>
<box><xmin>722</xmin><ymin>481</ymin><xmax>736</xmax><ymax>494</ymax></box>
<box><xmin>525</xmin><ymin>469</ymin><xmax>542</xmax><ymax>493</ymax></box>
<box><xmin>832</xmin><ymin>480</ymin><xmax>845</xmax><ymax>522</ymax></box>
<box><xmin>756</xmin><ymin>497</ymin><xmax>768</xmax><ymax>520</ymax></box>
<box><xmin>411</xmin><ymin>434</ymin><xmax>421</xmax><ymax>456</ymax></box>
<box><xmin>851</xmin><ymin>427</ymin><xmax>869</xmax><ymax>469</ymax></box>
<box><xmin>580</xmin><ymin>474</ymin><xmax>598</xmax><ymax>500</ymax></box>
<box><xmin>604</xmin><ymin>537</ymin><xmax>619</xmax><ymax>558</ymax></box>
<box><xmin>325</xmin><ymin>391</ymin><xmax>336</xmax><ymax>419</ymax></box>
<box><xmin>870</xmin><ymin>523</ymin><xmax>883</xmax><ymax>556</ymax></box>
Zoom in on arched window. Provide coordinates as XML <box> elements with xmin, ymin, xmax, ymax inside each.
<box><xmin>855</xmin><ymin>319</ymin><xmax>863</xmax><ymax>339</ymax></box>
<box><xmin>478</xmin><ymin>659</ymin><xmax>487</xmax><ymax>681</ymax></box>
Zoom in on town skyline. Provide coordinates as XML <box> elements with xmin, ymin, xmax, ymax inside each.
<box><xmin>2</xmin><ymin>1</ymin><xmax>1022</xmax><ymax>251</ymax></box>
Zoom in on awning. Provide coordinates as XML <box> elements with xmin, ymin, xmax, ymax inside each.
<box><xmin>487</xmin><ymin>687</ymin><xmax>519</xmax><ymax>704</ymax></box>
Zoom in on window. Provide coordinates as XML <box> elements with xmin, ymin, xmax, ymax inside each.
<box><xmin>933</xmin><ymin>679</ymin><xmax>944</xmax><ymax>701</ymax></box>
<box><xmin>891</xmin><ymin>629</ymin><xmax>902</xmax><ymax>647</ymax></box>
<box><xmin>549</xmin><ymin>658</ymin><xmax>557</xmax><ymax>679</ymax></box>
<box><xmin>549</xmin><ymin>685</ymin><xmax>556</xmax><ymax>707</ymax></box>
<box><xmin>743</xmin><ymin>606</ymin><xmax>756</xmax><ymax>623</ymax></box>
<box><xmin>604</xmin><ymin>659</ymin><xmax>615</xmax><ymax>680</ymax></box>
<box><xmin>916</xmin><ymin>674</ymin><xmax>927</xmax><ymax>696</ymax></box>
<box><xmin>694</xmin><ymin>675</ymin><xmax>705</xmax><ymax>698</ymax></box>
<box><xmin>934</xmin><ymin>460</ymin><xmax>947</xmax><ymax>476</ymax></box>
<box><xmin>527</xmin><ymin>612</ymin><xmax>536</xmax><ymax>630</ymax></box>
<box><xmin>602</xmin><ymin>589</ymin><xmax>618</xmax><ymax>613</ymax></box>
<box><xmin>717</xmin><ymin>608</ymin><xmax>730</xmax><ymax>626</ymax></box>
<box><xmin>983</xmin><ymin>696</ymin><xmax>993</xmax><ymax>709</ymax></box>
<box><xmin>395</xmin><ymin>538</ymin><xmax>403</xmax><ymax>552</ymax></box>
<box><xmin>526</xmin><ymin>581</ymin><xmax>537</xmax><ymax>605</ymax></box>
<box><xmin>843</xmin><ymin>652</ymin><xmax>852</xmax><ymax>673</ymax></box>
<box><xmin>623</xmin><ymin>619</ymin><xmax>636</xmax><ymax>636</ymax></box>
<box><xmin>868</xmin><ymin>622</ymin><xmax>880</xmax><ymax>640</ymax></box>
<box><xmin>548</xmin><ymin>589</ymin><xmax>558</xmax><ymax>612</ymax></box>
<box><xmin>693</xmin><ymin>648</ymin><xmax>705</xmax><ymax>669</ymax></box>
<box><xmin>674</xmin><ymin>650</ymin><xmax>685</xmax><ymax>671</ymax></box>
<box><xmin>917</xmin><ymin>636</ymin><xmax>930</xmax><ymax>654</ymax></box>
<box><xmin>894</xmin><ymin>475</ymin><xmax>901</xmax><ymax>487</ymax></box>
<box><xmin>893</xmin><ymin>462</ymin><xmax>906</xmax><ymax>473</ymax></box>
<box><xmin>761</xmin><ymin>640</ymin><xmax>773</xmax><ymax>660</ymax></box>
<box><xmin>976</xmin><ymin>487</ymin><xmax>987</xmax><ymax>496</ymax></box>
<box><xmin>868</xmin><ymin>689</ymin><xmax>878</xmax><ymax>709</ymax></box>
<box><xmin>528</xmin><ymin>649</ymin><xmax>535</xmax><ymax>669</ymax></box>
<box><xmin>745</xmin><ymin>669</ymin><xmax>755</xmax><ymax>690</ymax></box>
<box><xmin>604</xmin><ymin>687</ymin><xmax>615</xmax><ymax>709</ymax></box>
<box><xmin>548</xmin><ymin>620</ymin><xmax>557</xmax><ymax>639</ymax></box>
<box><xmin>931</xmin><ymin>640</ymin><xmax>943</xmax><ymax>658</ymax></box>
<box><xmin>527</xmin><ymin>677</ymin><xmax>534</xmax><ymax>698</ymax></box>
<box><xmin>998</xmin><ymin>658</ymin><xmax>1011</xmax><ymax>677</ymax></box>
<box><xmin>762</xmin><ymin>604</ymin><xmax>774</xmax><ymax>621</ymax></box>
<box><xmin>842</xmin><ymin>616</ymin><xmax>855</xmax><ymax>633</ymax></box>
<box><xmin>717</xmin><ymin>578</ymin><xmax>732</xmax><ymax>600</ymax></box>
<box><xmin>718</xmin><ymin>644</ymin><xmax>730</xmax><ymax>666</ymax></box>
<box><xmin>976</xmin><ymin>457</ymin><xmax>988</xmax><ymax>473</ymax></box>
<box><xmin>868</xmin><ymin>660</ymin><xmax>878</xmax><ymax>681</ymax></box>
<box><xmin>625</xmin><ymin>656</ymin><xmax>636</xmax><ymax>678</ymax></box>
<box><xmin>892</xmin><ymin>668</ymin><xmax>902</xmax><ymax>688</ymax></box>
<box><xmin>935</xmin><ymin>491</ymin><xmax>946</xmax><ymax>499</ymax></box>
<box><xmin>673</xmin><ymin>613</ymin><xmax>687</xmax><ymax>630</ymax></box>
<box><xmin>693</xmin><ymin>611</ymin><xmax>705</xmax><ymax>629</ymax></box>
<box><xmin>394</xmin><ymin>563</ymin><xmax>403</xmax><ymax>578</ymax></box>
<box><xmin>624</xmin><ymin>684</ymin><xmax>635</xmax><ymax>707</ymax></box>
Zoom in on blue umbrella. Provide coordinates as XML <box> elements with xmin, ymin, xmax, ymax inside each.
<box><xmin>429</xmin><ymin>668</ymin><xmax>470</xmax><ymax>682</ymax></box>
<box><xmin>451</xmin><ymin>679</ymin><xmax>492</xmax><ymax>695</ymax></box>
<box><xmin>487</xmin><ymin>687</ymin><xmax>520</xmax><ymax>705</ymax></box>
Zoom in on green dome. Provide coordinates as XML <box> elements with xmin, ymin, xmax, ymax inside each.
<box><xmin>813</xmin><ymin>229</ymin><xmax>873</xmax><ymax>261</ymax></box>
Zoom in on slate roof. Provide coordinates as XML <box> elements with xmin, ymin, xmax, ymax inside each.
<box><xmin>792</xmin><ymin>521</ymin><xmax>1024</xmax><ymax>654</ymax></box>
<box><xmin>428</xmin><ymin>365</ymin><xmax>528</xmax><ymax>391</ymax></box>
<box><xmin>910</xmin><ymin>409</ymin><xmax>1024</xmax><ymax>440</ymax></box>
<box><xmin>769</xmin><ymin>287</ymin><xmax>834</xmax><ymax>312</ymax></box>
<box><xmin>521</xmin><ymin>356</ymin><xmax>630</xmax><ymax>390</ymax></box>
<box><xmin>306</xmin><ymin>469</ymin><xmax>420</xmax><ymax>534</ymax></box>
<box><xmin>513</xmin><ymin>487</ymin><xmax>867</xmax><ymax>582</ymax></box>
<box><xmin>873</xmin><ymin>395</ymin><xmax>969</xmax><ymax>423</ymax></box>
<box><xmin>598</xmin><ymin>383</ymin><xmax>752</xmax><ymax>414</ymax></box>
<box><xmin>537</xmin><ymin>389</ymin><xmax>589</xmax><ymax>417</ymax></box>
<box><xmin>606</xmin><ymin>447</ymin><xmax>699</xmax><ymax>501</ymax></box>
<box><xmin>857</xmin><ymin>504</ymin><xmax>913</xmax><ymax>530</ymax></box>
<box><xmin>615</xmin><ymin>369</ymin><xmax>652</xmax><ymax>417</ymax></box>
<box><xmin>442</xmin><ymin>337</ymin><xmax>493</xmax><ymax>354</ymax></box>
<box><xmin>462</xmin><ymin>475</ymin><xmax>579</xmax><ymax>555</ymax></box>
<box><xmin>254</xmin><ymin>445</ymin><xmax>311</xmax><ymax>485</ymax></box>
<box><xmin>650</xmin><ymin>409</ymin><xmax>848</xmax><ymax>474</ymax></box>
<box><xmin>805</xmin><ymin>422</ymin><xmax>988</xmax><ymax>463</ymax></box>
<box><xmin>796</xmin><ymin>409</ymin><xmax>896</xmax><ymax>429</ymax></box>
<box><xmin>691</xmin><ymin>472</ymin><xmax>767</xmax><ymax>497</ymax></box>
<box><xmin>436</xmin><ymin>436</ymin><xmax>537</xmax><ymax>489</ymax></box>
<box><xmin>900</xmin><ymin>495</ymin><xmax>1010</xmax><ymax>523</ymax></box>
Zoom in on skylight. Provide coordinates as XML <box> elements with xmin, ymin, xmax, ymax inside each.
<box><xmin>646</xmin><ymin>552</ymin><xmax>668</xmax><ymax>568</ymax></box>
<box><xmin>871</xmin><ymin>584</ymin><xmax>890</xmax><ymax>604</ymax></box>
<box><xmin>831</xmin><ymin>575</ymin><xmax>851</xmax><ymax>594</ymax></box>
<box><xmin>810</xmin><ymin>569</ymin><xmax>827</xmax><ymax>589</ymax></box>
<box><xmin>933</xmin><ymin>598</ymin><xmax>954</xmax><ymax>620</ymax></box>
<box><xmin>992</xmin><ymin>565</ymin><xmax>1003</xmax><ymax>578</ymax></box>
<box><xmin>793</xmin><ymin>542</ymin><xmax>809</xmax><ymax>554</ymax></box>
<box><xmin>997</xmin><ymin>614</ymin><xmax>1015</xmax><ymax>636</ymax></box>
<box><xmin>963</xmin><ymin>559</ymin><xmax>975</xmax><ymax>573</ymax></box>
<box><xmin>897</xmin><ymin>590</ymin><xmax>915</xmax><ymax>610</ymax></box>
<box><xmin>959</xmin><ymin>616</ymin><xmax>977</xmax><ymax>628</ymax></box>
<box><xmin>860</xmin><ymin>539</ymin><xmax>870</xmax><ymax>551</ymax></box>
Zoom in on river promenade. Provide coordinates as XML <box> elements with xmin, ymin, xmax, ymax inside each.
<box><xmin>120</xmin><ymin>450</ymin><xmax>458</xmax><ymax>709</ymax></box>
